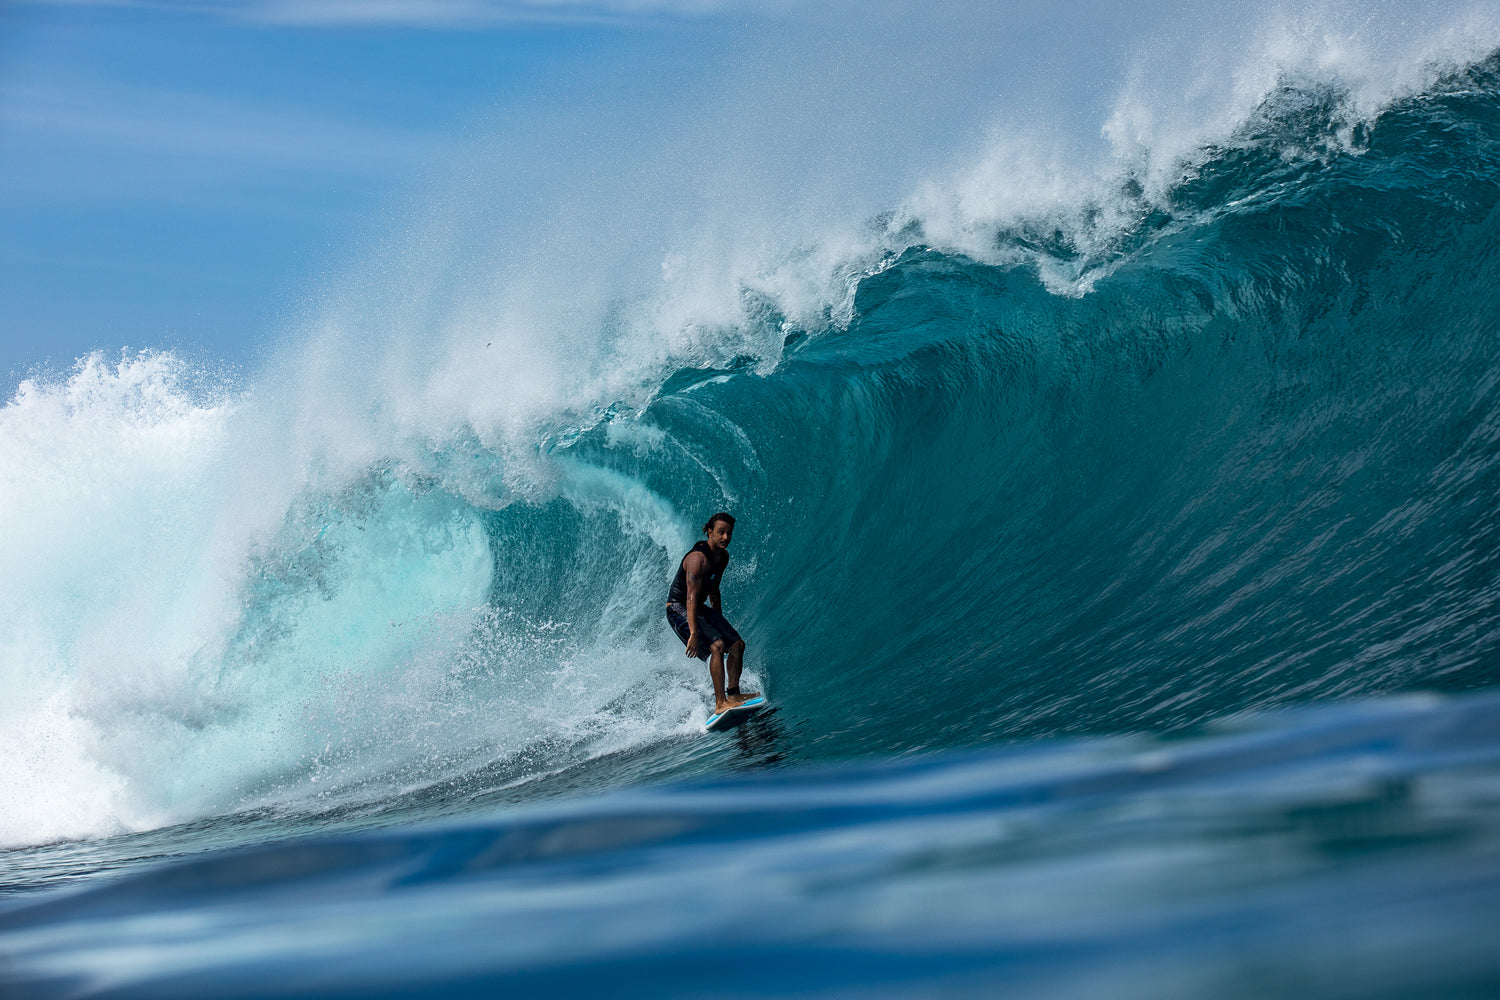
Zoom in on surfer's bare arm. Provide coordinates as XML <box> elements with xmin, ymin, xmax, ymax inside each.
<box><xmin>682</xmin><ymin>550</ymin><xmax>709</xmax><ymax>657</ymax></box>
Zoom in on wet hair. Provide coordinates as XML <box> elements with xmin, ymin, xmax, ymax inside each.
<box><xmin>703</xmin><ymin>512</ymin><xmax>735</xmax><ymax>534</ymax></box>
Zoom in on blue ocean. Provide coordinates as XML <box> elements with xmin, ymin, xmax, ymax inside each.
<box><xmin>4</xmin><ymin>39</ymin><xmax>1500</xmax><ymax>1000</ymax></box>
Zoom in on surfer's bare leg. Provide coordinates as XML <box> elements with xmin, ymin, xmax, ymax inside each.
<box><xmin>725</xmin><ymin>640</ymin><xmax>757</xmax><ymax>702</ymax></box>
<box><xmin>709</xmin><ymin>640</ymin><xmax>731</xmax><ymax>713</ymax></box>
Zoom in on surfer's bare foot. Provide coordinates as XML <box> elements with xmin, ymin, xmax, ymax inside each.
<box><xmin>735</xmin><ymin>690</ymin><xmax>760</xmax><ymax>702</ymax></box>
<box><xmin>715</xmin><ymin>699</ymin><xmax>735</xmax><ymax>714</ymax></box>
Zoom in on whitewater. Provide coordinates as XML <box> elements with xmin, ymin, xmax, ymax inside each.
<box><xmin>4</xmin><ymin>8</ymin><xmax>1500</xmax><ymax>997</ymax></box>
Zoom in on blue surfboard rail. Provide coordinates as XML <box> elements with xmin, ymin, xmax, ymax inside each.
<box><xmin>705</xmin><ymin>695</ymin><xmax>767</xmax><ymax>732</ymax></box>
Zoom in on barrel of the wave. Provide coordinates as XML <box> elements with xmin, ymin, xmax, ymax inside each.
<box><xmin>664</xmin><ymin>512</ymin><xmax>770</xmax><ymax>731</ymax></box>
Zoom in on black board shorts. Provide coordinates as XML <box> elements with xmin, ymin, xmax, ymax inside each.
<box><xmin>665</xmin><ymin>602</ymin><xmax>742</xmax><ymax>660</ymax></box>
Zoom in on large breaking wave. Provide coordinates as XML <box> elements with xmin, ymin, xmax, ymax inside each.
<box><xmin>6</xmin><ymin>35</ymin><xmax>1500</xmax><ymax>849</ymax></box>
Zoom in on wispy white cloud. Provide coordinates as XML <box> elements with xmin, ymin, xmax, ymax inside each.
<box><xmin>257</xmin><ymin>0</ymin><xmax>733</xmax><ymax>27</ymax></box>
<box><xmin>11</xmin><ymin>0</ymin><xmax>740</xmax><ymax>27</ymax></box>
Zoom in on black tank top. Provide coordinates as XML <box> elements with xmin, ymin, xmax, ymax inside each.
<box><xmin>667</xmin><ymin>541</ymin><xmax>728</xmax><ymax>605</ymax></box>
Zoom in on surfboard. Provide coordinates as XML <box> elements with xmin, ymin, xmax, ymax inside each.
<box><xmin>705</xmin><ymin>695</ymin><xmax>767</xmax><ymax>732</ymax></box>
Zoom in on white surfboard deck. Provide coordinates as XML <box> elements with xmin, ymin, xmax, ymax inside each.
<box><xmin>705</xmin><ymin>695</ymin><xmax>767</xmax><ymax>732</ymax></box>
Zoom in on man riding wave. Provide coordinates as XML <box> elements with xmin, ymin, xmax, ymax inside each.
<box><xmin>665</xmin><ymin>512</ymin><xmax>758</xmax><ymax>715</ymax></box>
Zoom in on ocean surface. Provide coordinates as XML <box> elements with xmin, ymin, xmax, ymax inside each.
<box><xmin>5</xmin><ymin>39</ymin><xmax>1500</xmax><ymax>999</ymax></box>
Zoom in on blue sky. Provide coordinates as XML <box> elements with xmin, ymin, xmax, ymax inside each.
<box><xmin>3</xmin><ymin>2</ymin><xmax>699</xmax><ymax>381</ymax></box>
<box><xmin>1</xmin><ymin>0</ymin><xmax>1471</xmax><ymax>388</ymax></box>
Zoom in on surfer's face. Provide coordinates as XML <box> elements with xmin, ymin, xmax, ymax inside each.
<box><xmin>707</xmin><ymin>522</ymin><xmax>733</xmax><ymax>550</ymax></box>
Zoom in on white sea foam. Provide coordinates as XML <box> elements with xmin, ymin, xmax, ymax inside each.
<box><xmin>0</xmin><ymin>353</ymin><xmax>236</xmax><ymax>843</ymax></box>
<box><xmin>0</xmin><ymin>352</ymin><xmax>699</xmax><ymax>846</ymax></box>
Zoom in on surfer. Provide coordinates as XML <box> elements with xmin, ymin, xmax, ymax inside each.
<box><xmin>666</xmin><ymin>512</ymin><xmax>757</xmax><ymax>714</ymax></box>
